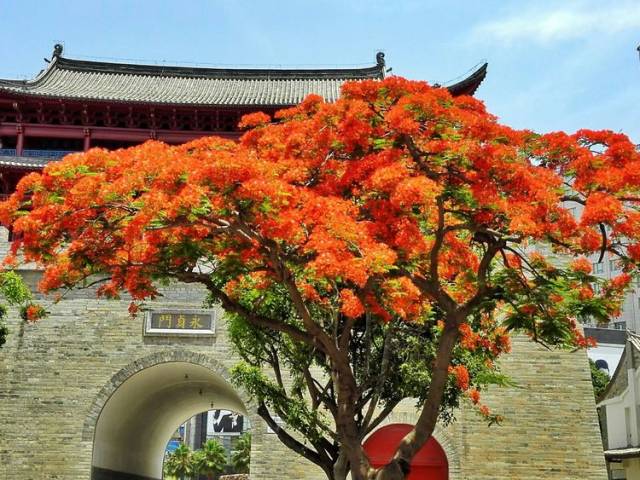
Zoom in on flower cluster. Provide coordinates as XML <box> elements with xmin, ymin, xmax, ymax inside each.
<box><xmin>1</xmin><ymin>76</ymin><xmax>638</xmax><ymax>433</ymax></box>
<box><xmin>20</xmin><ymin>303</ymin><xmax>47</xmax><ymax>323</ymax></box>
<box><xmin>448</xmin><ymin>365</ymin><xmax>470</xmax><ymax>391</ymax></box>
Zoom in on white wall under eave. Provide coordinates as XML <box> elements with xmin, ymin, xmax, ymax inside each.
<box><xmin>602</xmin><ymin>366</ymin><xmax>640</xmax><ymax>450</ymax></box>
<box><xmin>606</xmin><ymin>399</ymin><xmax>629</xmax><ymax>450</ymax></box>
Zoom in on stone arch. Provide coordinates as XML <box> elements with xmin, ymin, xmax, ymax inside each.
<box><xmin>83</xmin><ymin>349</ymin><xmax>260</xmax><ymax>480</ymax></box>
<box><xmin>432</xmin><ymin>424</ymin><xmax>461</xmax><ymax>479</ymax></box>
<box><xmin>82</xmin><ymin>349</ymin><xmax>258</xmax><ymax>441</ymax></box>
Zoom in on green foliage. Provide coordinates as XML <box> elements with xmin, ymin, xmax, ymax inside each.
<box><xmin>225</xmin><ymin>270</ymin><xmax>508</xmax><ymax>454</ymax></box>
<box><xmin>194</xmin><ymin>438</ymin><xmax>228</xmax><ymax>479</ymax></box>
<box><xmin>0</xmin><ymin>270</ymin><xmax>32</xmax><ymax>305</ymax></box>
<box><xmin>496</xmin><ymin>260</ymin><xmax>606</xmax><ymax>347</ymax></box>
<box><xmin>590</xmin><ymin>359</ymin><xmax>610</xmax><ymax>399</ymax></box>
<box><xmin>164</xmin><ymin>443</ymin><xmax>195</xmax><ymax>479</ymax></box>
<box><xmin>231</xmin><ymin>361</ymin><xmax>332</xmax><ymax>443</ymax></box>
<box><xmin>0</xmin><ymin>271</ymin><xmax>37</xmax><ymax>348</ymax></box>
<box><xmin>230</xmin><ymin>432</ymin><xmax>251</xmax><ymax>474</ymax></box>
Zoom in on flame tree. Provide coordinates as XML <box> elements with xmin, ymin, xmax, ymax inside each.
<box><xmin>2</xmin><ymin>77</ymin><xmax>639</xmax><ymax>480</ymax></box>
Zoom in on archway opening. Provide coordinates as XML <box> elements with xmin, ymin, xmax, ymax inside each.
<box><xmin>163</xmin><ymin>408</ymin><xmax>251</xmax><ymax>478</ymax></box>
<box><xmin>91</xmin><ymin>361</ymin><xmax>247</xmax><ymax>480</ymax></box>
<box><xmin>363</xmin><ymin>424</ymin><xmax>448</xmax><ymax>480</ymax></box>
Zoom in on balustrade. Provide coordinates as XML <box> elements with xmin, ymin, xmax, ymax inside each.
<box><xmin>0</xmin><ymin>148</ymin><xmax>78</xmax><ymax>159</ymax></box>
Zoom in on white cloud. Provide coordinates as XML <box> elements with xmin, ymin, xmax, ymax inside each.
<box><xmin>473</xmin><ymin>3</ymin><xmax>640</xmax><ymax>44</ymax></box>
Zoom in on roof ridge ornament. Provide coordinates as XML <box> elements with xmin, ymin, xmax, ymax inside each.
<box><xmin>52</xmin><ymin>44</ymin><xmax>63</xmax><ymax>59</ymax></box>
<box><xmin>376</xmin><ymin>51</ymin><xmax>385</xmax><ymax>67</ymax></box>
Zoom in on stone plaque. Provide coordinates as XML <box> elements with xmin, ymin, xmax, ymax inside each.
<box><xmin>143</xmin><ymin>310</ymin><xmax>215</xmax><ymax>336</ymax></box>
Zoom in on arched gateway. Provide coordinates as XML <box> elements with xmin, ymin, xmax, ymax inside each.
<box><xmin>83</xmin><ymin>351</ymin><xmax>250</xmax><ymax>480</ymax></box>
<box><xmin>0</xmin><ymin>269</ymin><xmax>610</xmax><ymax>480</ymax></box>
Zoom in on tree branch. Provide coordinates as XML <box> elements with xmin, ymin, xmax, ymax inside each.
<box><xmin>391</xmin><ymin>319</ymin><xmax>460</xmax><ymax>464</ymax></box>
<box><xmin>257</xmin><ymin>403</ymin><xmax>335</xmax><ymax>478</ymax></box>
<box><xmin>361</xmin><ymin>325</ymin><xmax>394</xmax><ymax>431</ymax></box>
<box><xmin>174</xmin><ymin>271</ymin><xmax>317</xmax><ymax>347</ymax></box>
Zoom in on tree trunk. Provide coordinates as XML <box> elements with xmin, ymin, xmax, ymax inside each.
<box><xmin>337</xmin><ymin>395</ymin><xmax>371</xmax><ymax>480</ymax></box>
<box><xmin>375</xmin><ymin>321</ymin><xmax>460</xmax><ymax>480</ymax></box>
<box><xmin>332</xmin><ymin>354</ymin><xmax>373</xmax><ymax>480</ymax></box>
<box><xmin>333</xmin><ymin>451</ymin><xmax>349</xmax><ymax>480</ymax></box>
<box><xmin>373</xmin><ymin>459</ymin><xmax>409</xmax><ymax>480</ymax></box>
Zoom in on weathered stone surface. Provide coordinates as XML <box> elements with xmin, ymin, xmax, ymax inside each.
<box><xmin>457</xmin><ymin>335</ymin><xmax>607</xmax><ymax>479</ymax></box>
<box><xmin>0</xmin><ymin>269</ymin><xmax>607</xmax><ymax>479</ymax></box>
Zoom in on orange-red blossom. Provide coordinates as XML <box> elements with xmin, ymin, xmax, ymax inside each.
<box><xmin>1</xmin><ymin>76</ymin><xmax>639</xmax><ymax>425</ymax></box>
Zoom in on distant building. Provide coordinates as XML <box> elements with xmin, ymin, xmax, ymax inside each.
<box><xmin>564</xmin><ymin>200</ymin><xmax>639</xmax><ymax>372</ymax></box>
<box><xmin>177</xmin><ymin>409</ymin><xmax>249</xmax><ymax>462</ymax></box>
<box><xmin>564</xmin><ymin>201</ymin><xmax>640</xmax><ymax>335</ymax></box>
<box><xmin>588</xmin><ymin>254</ymin><xmax>640</xmax><ymax>332</ymax></box>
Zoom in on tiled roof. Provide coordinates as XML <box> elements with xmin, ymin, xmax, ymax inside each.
<box><xmin>583</xmin><ymin>327</ymin><xmax>626</xmax><ymax>345</ymax></box>
<box><xmin>0</xmin><ymin>54</ymin><xmax>385</xmax><ymax>107</ymax></box>
<box><xmin>0</xmin><ymin>49</ymin><xmax>487</xmax><ymax>107</ymax></box>
<box><xmin>444</xmin><ymin>62</ymin><xmax>487</xmax><ymax>97</ymax></box>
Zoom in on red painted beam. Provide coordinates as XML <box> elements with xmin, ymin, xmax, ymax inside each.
<box><xmin>0</xmin><ymin>123</ymin><xmax>240</xmax><ymax>144</ymax></box>
<box><xmin>156</xmin><ymin>130</ymin><xmax>240</xmax><ymax>143</ymax></box>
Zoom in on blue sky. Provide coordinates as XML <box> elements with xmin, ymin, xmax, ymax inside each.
<box><xmin>0</xmin><ymin>0</ymin><xmax>638</xmax><ymax>141</ymax></box>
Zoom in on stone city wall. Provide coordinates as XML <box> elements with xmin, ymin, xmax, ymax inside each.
<box><xmin>0</xmin><ymin>269</ymin><xmax>608</xmax><ymax>479</ymax></box>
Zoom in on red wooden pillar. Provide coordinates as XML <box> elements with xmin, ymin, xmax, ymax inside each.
<box><xmin>16</xmin><ymin>125</ymin><xmax>24</xmax><ymax>156</ymax></box>
<box><xmin>83</xmin><ymin>128</ymin><xmax>91</xmax><ymax>151</ymax></box>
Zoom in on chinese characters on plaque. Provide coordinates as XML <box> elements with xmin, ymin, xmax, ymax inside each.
<box><xmin>144</xmin><ymin>310</ymin><xmax>215</xmax><ymax>336</ymax></box>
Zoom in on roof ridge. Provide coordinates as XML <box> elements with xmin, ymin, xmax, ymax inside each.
<box><xmin>52</xmin><ymin>54</ymin><xmax>386</xmax><ymax>81</ymax></box>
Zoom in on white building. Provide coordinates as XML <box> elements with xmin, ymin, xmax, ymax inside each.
<box><xmin>565</xmin><ymin>201</ymin><xmax>640</xmax><ymax>333</ymax></box>
<box><xmin>597</xmin><ymin>332</ymin><xmax>640</xmax><ymax>479</ymax></box>
<box><xmin>588</xmin><ymin>252</ymin><xmax>640</xmax><ymax>332</ymax></box>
